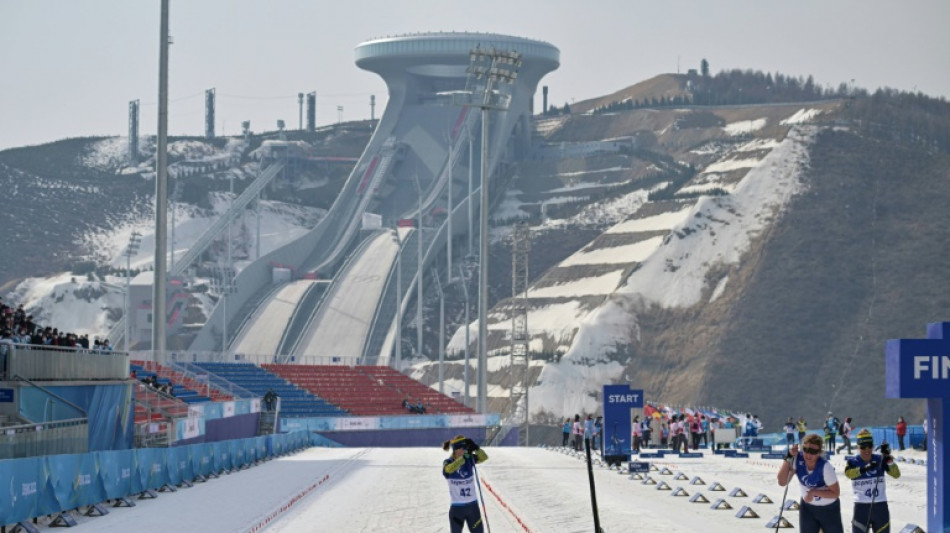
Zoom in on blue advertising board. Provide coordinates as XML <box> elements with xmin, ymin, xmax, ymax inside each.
<box><xmin>602</xmin><ymin>384</ymin><xmax>643</xmax><ymax>456</ymax></box>
<box><xmin>628</xmin><ymin>461</ymin><xmax>650</xmax><ymax>473</ymax></box>
<box><xmin>885</xmin><ymin>321</ymin><xmax>949</xmax><ymax>532</ymax></box>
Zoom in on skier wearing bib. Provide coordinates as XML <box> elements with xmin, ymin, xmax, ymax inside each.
<box><xmin>777</xmin><ymin>433</ymin><xmax>844</xmax><ymax>533</ymax></box>
<box><xmin>844</xmin><ymin>429</ymin><xmax>901</xmax><ymax>533</ymax></box>
<box><xmin>443</xmin><ymin>435</ymin><xmax>489</xmax><ymax>533</ymax></box>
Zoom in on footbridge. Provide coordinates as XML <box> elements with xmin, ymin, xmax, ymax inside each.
<box><xmin>188</xmin><ymin>33</ymin><xmax>559</xmax><ymax>370</ymax></box>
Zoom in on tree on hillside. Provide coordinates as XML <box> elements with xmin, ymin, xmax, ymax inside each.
<box><xmin>701</xmin><ymin>59</ymin><xmax>710</xmax><ymax>77</ymax></box>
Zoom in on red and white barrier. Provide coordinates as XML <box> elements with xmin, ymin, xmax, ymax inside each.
<box><xmin>244</xmin><ymin>474</ymin><xmax>332</xmax><ymax>533</ymax></box>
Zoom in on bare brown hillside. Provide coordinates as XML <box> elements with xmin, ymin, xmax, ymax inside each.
<box><xmin>571</xmin><ymin>74</ymin><xmax>692</xmax><ymax>114</ymax></box>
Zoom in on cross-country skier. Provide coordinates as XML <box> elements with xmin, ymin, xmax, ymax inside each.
<box><xmin>797</xmin><ymin>416</ymin><xmax>808</xmax><ymax>444</ymax></box>
<box><xmin>777</xmin><ymin>433</ymin><xmax>844</xmax><ymax>533</ymax></box>
<box><xmin>836</xmin><ymin>417</ymin><xmax>854</xmax><ymax>455</ymax></box>
<box><xmin>844</xmin><ymin>429</ymin><xmax>900</xmax><ymax>533</ymax></box>
<box><xmin>442</xmin><ymin>435</ymin><xmax>489</xmax><ymax>533</ymax></box>
<box><xmin>784</xmin><ymin>417</ymin><xmax>797</xmax><ymax>449</ymax></box>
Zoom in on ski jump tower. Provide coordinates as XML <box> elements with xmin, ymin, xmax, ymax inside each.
<box><xmin>354</xmin><ymin>32</ymin><xmax>559</xmax><ymax>181</ymax></box>
<box><xmin>354</xmin><ymin>33</ymin><xmax>558</xmax><ymax>415</ymax></box>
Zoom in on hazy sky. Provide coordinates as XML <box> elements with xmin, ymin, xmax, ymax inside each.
<box><xmin>2</xmin><ymin>0</ymin><xmax>948</xmax><ymax>150</ymax></box>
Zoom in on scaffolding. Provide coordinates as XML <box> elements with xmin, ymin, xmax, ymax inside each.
<box><xmin>509</xmin><ymin>222</ymin><xmax>531</xmax><ymax>444</ymax></box>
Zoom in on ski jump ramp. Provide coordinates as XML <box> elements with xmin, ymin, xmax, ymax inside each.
<box><xmin>187</xmin><ymin>33</ymin><xmax>558</xmax><ymax>364</ymax></box>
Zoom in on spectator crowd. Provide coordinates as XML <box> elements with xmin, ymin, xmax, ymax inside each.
<box><xmin>0</xmin><ymin>295</ymin><xmax>114</xmax><ymax>353</ymax></box>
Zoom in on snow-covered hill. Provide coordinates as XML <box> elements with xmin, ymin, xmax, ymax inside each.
<box><xmin>3</xmin><ymin>80</ymin><xmax>944</xmax><ymax>429</ymax></box>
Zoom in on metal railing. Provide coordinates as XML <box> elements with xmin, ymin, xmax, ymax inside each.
<box><xmin>0</xmin><ymin>417</ymin><xmax>88</xmax><ymax>459</ymax></box>
<box><xmin>0</xmin><ymin>376</ymin><xmax>90</xmax><ymax>459</ymax></box>
<box><xmin>4</xmin><ymin>344</ymin><xmax>129</xmax><ymax>381</ymax></box>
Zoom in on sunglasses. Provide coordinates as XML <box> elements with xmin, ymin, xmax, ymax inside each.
<box><xmin>858</xmin><ymin>443</ymin><xmax>873</xmax><ymax>449</ymax></box>
<box><xmin>802</xmin><ymin>447</ymin><xmax>822</xmax><ymax>455</ymax></box>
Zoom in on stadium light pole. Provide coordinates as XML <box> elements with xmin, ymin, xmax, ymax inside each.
<box><xmin>152</xmin><ymin>0</ymin><xmax>170</xmax><ymax>362</ymax></box>
<box><xmin>455</xmin><ymin>45</ymin><xmax>521</xmax><ymax>413</ymax></box>
<box><xmin>124</xmin><ymin>232</ymin><xmax>141</xmax><ymax>351</ymax></box>
<box><xmin>467</xmin><ymin>125</ymin><xmax>474</xmax><ymax>258</ymax></box>
<box><xmin>445</xmin><ymin>129</ymin><xmax>454</xmax><ymax>282</ymax></box>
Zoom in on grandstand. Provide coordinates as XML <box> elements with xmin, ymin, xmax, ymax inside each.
<box><xmin>262</xmin><ymin>364</ymin><xmax>476</xmax><ymax>416</ymax></box>
<box><xmin>192</xmin><ymin>362</ymin><xmax>347</xmax><ymax>418</ymax></box>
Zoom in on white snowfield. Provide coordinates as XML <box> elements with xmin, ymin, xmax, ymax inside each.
<box><xmin>51</xmin><ymin>445</ymin><xmax>926</xmax><ymax>532</ymax></box>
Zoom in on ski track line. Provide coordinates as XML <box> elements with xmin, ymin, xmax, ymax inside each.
<box><xmin>243</xmin><ymin>448</ymin><xmax>369</xmax><ymax>533</ymax></box>
<box><xmin>479</xmin><ymin>475</ymin><xmax>533</xmax><ymax>533</ymax></box>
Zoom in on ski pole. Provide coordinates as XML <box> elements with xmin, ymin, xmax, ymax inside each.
<box><xmin>775</xmin><ymin>453</ymin><xmax>795</xmax><ymax>533</ymax></box>
<box><xmin>585</xmin><ymin>437</ymin><xmax>603</xmax><ymax>533</ymax></box>
<box><xmin>858</xmin><ymin>441</ymin><xmax>888</xmax><ymax>533</ymax></box>
<box><xmin>851</xmin><ymin>469</ymin><xmax>881</xmax><ymax>533</ymax></box>
<box><xmin>472</xmin><ymin>463</ymin><xmax>491</xmax><ymax>533</ymax></box>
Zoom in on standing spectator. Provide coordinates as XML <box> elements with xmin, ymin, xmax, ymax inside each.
<box><xmin>643</xmin><ymin>416</ymin><xmax>654</xmax><ymax>449</ymax></box>
<box><xmin>442</xmin><ymin>436</ymin><xmax>488</xmax><ymax>533</ymax></box>
<box><xmin>784</xmin><ymin>417</ymin><xmax>797</xmax><ymax>450</ymax></box>
<box><xmin>561</xmin><ymin>418</ymin><xmax>571</xmax><ymax>447</ymax></box>
<box><xmin>777</xmin><ymin>434</ymin><xmax>844</xmax><ymax>533</ymax></box>
<box><xmin>690</xmin><ymin>415</ymin><xmax>703</xmax><ymax>450</ymax></box>
<box><xmin>0</xmin><ymin>329</ymin><xmax>14</xmax><ymax>374</ymax></box>
<box><xmin>743</xmin><ymin>414</ymin><xmax>755</xmax><ymax>441</ymax></box>
<box><xmin>896</xmin><ymin>416</ymin><xmax>907</xmax><ymax>451</ymax></box>
<box><xmin>594</xmin><ymin>416</ymin><xmax>603</xmax><ymax>454</ymax></box>
<box><xmin>700</xmin><ymin>415</ymin><xmax>710</xmax><ymax>449</ymax></box>
<box><xmin>571</xmin><ymin>414</ymin><xmax>583</xmax><ymax>452</ymax></box>
<box><xmin>845</xmin><ymin>429</ymin><xmax>900</xmax><ymax>533</ymax></box>
<box><xmin>678</xmin><ymin>415</ymin><xmax>689</xmax><ymax>453</ymax></box>
<box><xmin>583</xmin><ymin>415</ymin><xmax>595</xmax><ymax>451</ymax></box>
<box><xmin>797</xmin><ymin>416</ymin><xmax>808</xmax><ymax>444</ymax></box>
<box><xmin>631</xmin><ymin>415</ymin><xmax>642</xmax><ymax>453</ymax></box>
<box><xmin>825</xmin><ymin>412</ymin><xmax>840</xmax><ymax>453</ymax></box>
<box><xmin>669</xmin><ymin>416</ymin><xmax>682</xmax><ymax>451</ymax></box>
<box><xmin>836</xmin><ymin>417</ymin><xmax>853</xmax><ymax>455</ymax></box>
<box><xmin>660</xmin><ymin>421</ymin><xmax>669</xmax><ymax>447</ymax></box>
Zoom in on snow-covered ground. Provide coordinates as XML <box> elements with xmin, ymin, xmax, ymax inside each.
<box><xmin>40</xmin><ymin>445</ymin><xmax>927</xmax><ymax>532</ymax></box>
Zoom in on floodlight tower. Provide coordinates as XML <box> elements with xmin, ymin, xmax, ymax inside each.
<box><xmin>205</xmin><ymin>88</ymin><xmax>215</xmax><ymax>139</ymax></box>
<box><xmin>457</xmin><ymin>45</ymin><xmax>522</xmax><ymax>414</ymax></box>
<box><xmin>124</xmin><ymin>231</ymin><xmax>142</xmax><ymax>350</ymax></box>
<box><xmin>153</xmin><ymin>0</ymin><xmax>170</xmax><ymax>359</ymax></box>
<box><xmin>128</xmin><ymin>100</ymin><xmax>140</xmax><ymax>164</ymax></box>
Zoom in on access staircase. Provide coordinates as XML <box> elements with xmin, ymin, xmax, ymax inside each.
<box><xmin>131</xmin><ymin>360</ymin><xmax>234</xmax><ymax>403</ymax></box>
